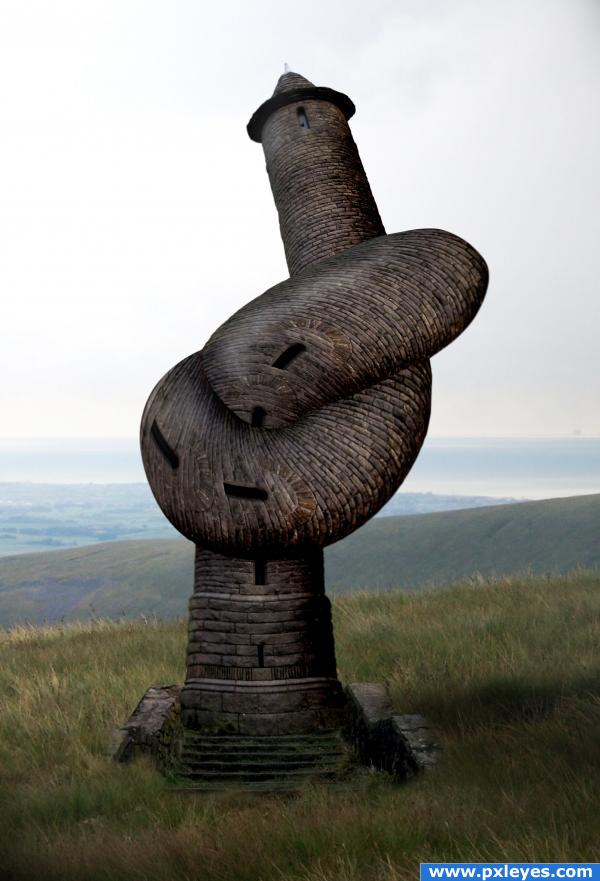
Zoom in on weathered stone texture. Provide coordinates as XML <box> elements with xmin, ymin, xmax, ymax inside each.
<box><xmin>137</xmin><ymin>71</ymin><xmax>487</xmax><ymax>737</ymax></box>
<box><xmin>261</xmin><ymin>97</ymin><xmax>384</xmax><ymax>275</ymax></box>
<box><xmin>345</xmin><ymin>682</ymin><xmax>440</xmax><ymax>779</ymax></box>
<box><xmin>108</xmin><ymin>684</ymin><xmax>180</xmax><ymax>763</ymax></box>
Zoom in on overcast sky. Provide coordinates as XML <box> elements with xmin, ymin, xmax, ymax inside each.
<box><xmin>1</xmin><ymin>0</ymin><xmax>599</xmax><ymax>439</ymax></box>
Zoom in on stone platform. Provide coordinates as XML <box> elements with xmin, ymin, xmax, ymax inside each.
<box><xmin>111</xmin><ymin>681</ymin><xmax>440</xmax><ymax>791</ymax></box>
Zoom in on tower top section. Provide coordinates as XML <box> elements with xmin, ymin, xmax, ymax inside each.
<box><xmin>247</xmin><ymin>71</ymin><xmax>355</xmax><ymax>142</ymax></box>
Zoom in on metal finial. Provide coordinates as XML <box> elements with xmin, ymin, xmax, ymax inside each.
<box><xmin>284</xmin><ymin>62</ymin><xmax>290</xmax><ymax>73</ymax></box>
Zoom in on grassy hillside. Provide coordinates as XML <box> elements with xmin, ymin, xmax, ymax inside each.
<box><xmin>327</xmin><ymin>491</ymin><xmax>600</xmax><ymax>589</ymax></box>
<box><xmin>0</xmin><ymin>539</ymin><xmax>192</xmax><ymax>627</ymax></box>
<box><xmin>1</xmin><ymin>571</ymin><xmax>599</xmax><ymax>880</ymax></box>
<box><xmin>0</xmin><ymin>493</ymin><xmax>598</xmax><ymax>627</ymax></box>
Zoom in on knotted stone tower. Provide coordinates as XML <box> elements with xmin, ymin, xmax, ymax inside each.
<box><xmin>140</xmin><ymin>72</ymin><xmax>488</xmax><ymax>739</ymax></box>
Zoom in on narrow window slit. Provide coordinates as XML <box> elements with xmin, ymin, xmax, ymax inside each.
<box><xmin>150</xmin><ymin>419</ymin><xmax>179</xmax><ymax>469</ymax></box>
<box><xmin>223</xmin><ymin>483</ymin><xmax>268</xmax><ymax>501</ymax></box>
<box><xmin>297</xmin><ymin>107</ymin><xmax>310</xmax><ymax>129</ymax></box>
<box><xmin>254</xmin><ymin>557</ymin><xmax>267</xmax><ymax>585</ymax></box>
<box><xmin>257</xmin><ymin>644</ymin><xmax>265</xmax><ymax>668</ymax></box>
<box><xmin>272</xmin><ymin>343</ymin><xmax>306</xmax><ymax>370</ymax></box>
<box><xmin>251</xmin><ymin>406</ymin><xmax>266</xmax><ymax>427</ymax></box>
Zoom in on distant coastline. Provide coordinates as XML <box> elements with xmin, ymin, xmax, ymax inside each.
<box><xmin>0</xmin><ymin>483</ymin><xmax>522</xmax><ymax>558</ymax></box>
<box><xmin>0</xmin><ymin>435</ymin><xmax>599</xmax><ymax>557</ymax></box>
<box><xmin>1</xmin><ymin>436</ymin><xmax>599</xmax><ymax>500</ymax></box>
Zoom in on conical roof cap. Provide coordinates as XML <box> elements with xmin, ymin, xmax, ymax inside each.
<box><xmin>272</xmin><ymin>72</ymin><xmax>316</xmax><ymax>95</ymax></box>
<box><xmin>247</xmin><ymin>71</ymin><xmax>355</xmax><ymax>142</ymax></box>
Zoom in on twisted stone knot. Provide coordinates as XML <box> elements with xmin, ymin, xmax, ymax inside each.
<box><xmin>139</xmin><ymin>72</ymin><xmax>488</xmax><ymax>734</ymax></box>
<box><xmin>141</xmin><ymin>229</ymin><xmax>486</xmax><ymax>555</ymax></box>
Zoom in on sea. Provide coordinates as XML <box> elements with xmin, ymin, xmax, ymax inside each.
<box><xmin>1</xmin><ymin>436</ymin><xmax>599</xmax><ymax>500</ymax></box>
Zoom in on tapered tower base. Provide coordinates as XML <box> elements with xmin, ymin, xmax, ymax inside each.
<box><xmin>180</xmin><ymin>547</ymin><xmax>346</xmax><ymax>734</ymax></box>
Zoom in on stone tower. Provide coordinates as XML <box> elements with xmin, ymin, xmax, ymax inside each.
<box><xmin>248</xmin><ymin>71</ymin><xmax>384</xmax><ymax>276</ymax></box>
<box><xmin>139</xmin><ymin>72</ymin><xmax>488</xmax><ymax>742</ymax></box>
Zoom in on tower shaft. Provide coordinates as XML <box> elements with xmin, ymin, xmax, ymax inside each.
<box><xmin>181</xmin><ymin>76</ymin><xmax>388</xmax><ymax>732</ymax></box>
<box><xmin>261</xmin><ymin>97</ymin><xmax>385</xmax><ymax>275</ymax></box>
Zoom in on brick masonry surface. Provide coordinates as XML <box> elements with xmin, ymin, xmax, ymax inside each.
<box><xmin>139</xmin><ymin>72</ymin><xmax>488</xmax><ymax>734</ymax></box>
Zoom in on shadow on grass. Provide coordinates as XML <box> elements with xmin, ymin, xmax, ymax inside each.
<box><xmin>414</xmin><ymin>673</ymin><xmax>600</xmax><ymax>729</ymax></box>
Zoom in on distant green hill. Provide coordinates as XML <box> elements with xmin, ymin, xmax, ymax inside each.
<box><xmin>0</xmin><ymin>539</ymin><xmax>191</xmax><ymax>628</ymax></box>
<box><xmin>327</xmin><ymin>492</ymin><xmax>600</xmax><ymax>589</ymax></box>
<box><xmin>0</xmin><ymin>493</ymin><xmax>598</xmax><ymax>627</ymax></box>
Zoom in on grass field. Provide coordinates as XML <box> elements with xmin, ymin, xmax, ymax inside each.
<box><xmin>1</xmin><ymin>570</ymin><xmax>599</xmax><ymax>880</ymax></box>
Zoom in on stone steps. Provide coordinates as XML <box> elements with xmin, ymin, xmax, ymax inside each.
<box><xmin>171</xmin><ymin>729</ymin><xmax>352</xmax><ymax>790</ymax></box>
<box><xmin>180</xmin><ymin>766</ymin><xmax>342</xmax><ymax>782</ymax></box>
<box><xmin>181</xmin><ymin>756</ymin><xmax>341</xmax><ymax>769</ymax></box>
<box><xmin>180</xmin><ymin>733</ymin><xmax>344</xmax><ymax>748</ymax></box>
<box><xmin>181</xmin><ymin>749</ymin><xmax>339</xmax><ymax>765</ymax></box>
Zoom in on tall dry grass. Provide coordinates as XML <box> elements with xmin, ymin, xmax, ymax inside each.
<box><xmin>1</xmin><ymin>571</ymin><xmax>599</xmax><ymax>881</ymax></box>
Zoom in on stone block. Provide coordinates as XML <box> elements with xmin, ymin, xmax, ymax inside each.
<box><xmin>344</xmin><ymin>682</ymin><xmax>439</xmax><ymax>780</ymax></box>
<box><xmin>256</xmin><ymin>631</ymin><xmax>303</xmax><ymax>646</ymax></box>
<box><xmin>317</xmin><ymin>706</ymin><xmax>347</xmax><ymax>729</ymax></box>
<box><xmin>265</xmin><ymin>652</ymin><xmax>304</xmax><ymax>666</ymax></box>
<box><xmin>225</xmin><ymin>632</ymin><xmax>254</xmax><ymax>645</ymax></box>
<box><xmin>219</xmin><ymin>611</ymin><xmax>249</xmax><ymax>623</ymax></box>
<box><xmin>181</xmin><ymin>708</ymin><xmax>239</xmax><ymax>733</ymax></box>
<box><xmin>106</xmin><ymin>727</ymin><xmax>134</xmax><ymax>762</ymax></box>
<box><xmin>204</xmin><ymin>620</ymin><xmax>235</xmax><ymax>633</ymax></box>
<box><xmin>238</xmin><ymin>708</ymin><xmax>320</xmax><ymax>735</ymax></box>
<box><xmin>187</xmin><ymin>638</ymin><xmax>224</xmax><ymax>653</ymax></box>
<box><xmin>186</xmin><ymin>652</ymin><xmax>222</xmax><ymax>665</ymax></box>
<box><xmin>195</xmin><ymin>690</ymin><xmax>223</xmax><ymax>712</ymax></box>
<box><xmin>246</xmin><ymin>610</ymin><xmax>293</xmax><ymax>623</ymax></box>
<box><xmin>222</xmin><ymin>691</ymin><xmax>260</xmax><ymax>713</ymax></box>
<box><xmin>108</xmin><ymin>684</ymin><xmax>180</xmax><ymax>762</ymax></box>
<box><xmin>346</xmin><ymin>682</ymin><xmax>392</xmax><ymax>729</ymax></box>
<box><xmin>263</xmin><ymin>598</ymin><xmax>310</xmax><ymax>612</ymax></box>
<box><xmin>206</xmin><ymin>598</ymin><xmax>251</xmax><ymax>612</ymax></box>
<box><xmin>236</xmin><ymin>644</ymin><xmax>260</xmax><ymax>656</ymax></box>
<box><xmin>305</xmin><ymin>685</ymin><xmax>340</xmax><ymax>707</ymax></box>
<box><xmin>235</xmin><ymin>622</ymin><xmax>284</xmax><ymax>634</ymax></box>
<box><xmin>267</xmin><ymin>640</ymin><xmax>306</xmax><ymax>655</ymax></box>
<box><xmin>221</xmin><ymin>654</ymin><xmax>254</xmax><ymax>666</ymax></box>
<box><xmin>391</xmin><ymin>714</ymin><xmax>440</xmax><ymax>776</ymax></box>
<box><xmin>258</xmin><ymin>689</ymin><xmax>308</xmax><ymax>713</ymax></box>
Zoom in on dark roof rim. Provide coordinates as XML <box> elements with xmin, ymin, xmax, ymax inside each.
<box><xmin>247</xmin><ymin>86</ymin><xmax>356</xmax><ymax>142</ymax></box>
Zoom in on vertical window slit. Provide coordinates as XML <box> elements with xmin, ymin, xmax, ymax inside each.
<box><xmin>254</xmin><ymin>557</ymin><xmax>267</xmax><ymax>585</ymax></box>
<box><xmin>297</xmin><ymin>107</ymin><xmax>310</xmax><ymax>129</ymax></box>
<box><xmin>251</xmin><ymin>406</ymin><xmax>266</xmax><ymax>427</ymax></box>
<box><xmin>257</xmin><ymin>644</ymin><xmax>265</xmax><ymax>668</ymax></box>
